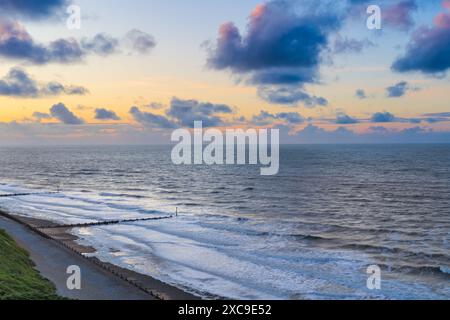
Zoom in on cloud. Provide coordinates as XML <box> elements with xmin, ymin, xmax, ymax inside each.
<box><xmin>0</xmin><ymin>0</ymin><xmax>68</xmax><ymax>19</ymax></box>
<box><xmin>371</xmin><ymin>111</ymin><xmax>396</xmax><ymax>123</ymax></box>
<box><xmin>355</xmin><ymin>89</ymin><xmax>367</xmax><ymax>99</ymax></box>
<box><xmin>124</xmin><ymin>29</ymin><xmax>156</xmax><ymax>54</ymax></box>
<box><xmin>50</xmin><ymin>103</ymin><xmax>84</xmax><ymax>125</ymax></box>
<box><xmin>0</xmin><ymin>121</ymin><xmax>174</xmax><ymax>145</ymax></box>
<box><xmin>420</xmin><ymin>111</ymin><xmax>450</xmax><ymax>123</ymax></box>
<box><xmin>252</xmin><ymin>110</ymin><xmax>304</xmax><ymax>125</ymax></box>
<box><xmin>145</xmin><ymin>102</ymin><xmax>165</xmax><ymax>110</ymax></box>
<box><xmin>130</xmin><ymin>97</ymin><xmax>234</xmax><ymax>128</ymax></box>
<box><xmin>0</xmin><ymin>67</ymin><xmax>88</xmax><ymax>98</ymax></box>
<box><xmin>166</xmin><ymin>97</ymin><xmax>233</xmax><ymax>127</ymax></box>
<box><xmin>2</xmin><ymin>120</ymin><xmax>449</xmax><ymax>145</ymax></box>
<box><xmin>32</xmin><ymin>112</ymin><xmax>52</xmax><ymax>121</ymax></box>
<box><xmin>422</xmin><ymin>112</ymin><xmax>450</xmax><ymax>117</ymax></box>
<box><xmin>206</xmin><ymin>0</ymin><xmax>340</xmax><ymax>106</ymax></box>
<box><xmin>41</xmin><ymin>82</ymin><xmax>89</xmax><ymax>96</ymax></box>
<box><xmin>276</xmin><ymin>112</ymin><xmax>305</xmax><ymax>124</ymax></box>
<box><xmin>336</xmin><ymin>113</ymin><xmax>359</xmax><ymax>124</ymax></box>
<box><xmin>129</xmin><ymin>106</ymin><xmax>177</xmax><ymax>129</ymax></box>
<box><xmin>0</xmin><ymin>20</ymin><xmax>86</xmax><ymax>64</ymax></box>
<box><xmin>384</xmin><ymin>0</ymin><xmax>418</xmax><ymax>31</ymax></box>
<box><xmin>0</xmin><ymin>67</ymin><xmax>38</xmax><ymax>97</ymax></box>
<box><xmin>386</xmin><ymin>81</ymin><xmax>418</xmax><ymax>98</ymax></box>
<box><xmin>257</xmin><ymin>86</ymin><xmax>328</xmax><ymax>107</ymax></box>
<box><xmin>278</xmin><ymin>124</ymin><xmax>450</xmax><ymax>144</ymax></box>
<box><xmin>0</xmin><ymin>20</ymin><xmax>156</xmax><ymax>64</ymax></box>
<box><xmin>248</xmin><ymin>67</ymin><xmax>319</xmax><ymax>85</ymax></box>
<box><xmin>81</xmin><ymin>33</ymin><xmax>119</xmax><ymax>56</ymax></box>
<box><xmin>94</xmin><ymin>108</ymin><xmax>121</xmax><ymax>121</ymax></box>
<box><xmin>207</xmin><ymin>2</ymin><xmax>337</xmax><ymax>72</ymax></box>
<box><xmin>392</xmin><ymin>2</ymin><xmax>450</xmax><ymax>74</ymax></box>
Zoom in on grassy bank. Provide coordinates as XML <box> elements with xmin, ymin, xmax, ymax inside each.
<box><xmin>0</xmin><ymin>229</ymin><xmax>61</xmax><ymax>300</ymax></box>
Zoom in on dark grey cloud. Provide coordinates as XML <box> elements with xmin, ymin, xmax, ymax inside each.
<box><xmin>0</xmin><ymin>20</ymin><xmax>156</xmax><ymax>64</ymax></box>
<box><xmin>371</xmin><ymin>111</ymin><xmax>396</xmax><ymax>123</ymax></box>
<box><xmin>386</xmin><ymin>81</ymin><xmax>418</xmax><ymax>98</ymax></box>
<box><xmin>419</xmin><ymin>112</ymin><xmax>450</xmax><ymax>123</ymax></box>
<box><xmin>206</xmin><ymin>0</ymin><xmax>339</xmax><ymax>106</ymax></box>
<box><xmin>252</xmin><ymin>110</ymin><xmax>304</xmax><ymax>125</ymax></box>
<box><xmin>0</xmin><ymin>0</ymin><xmax>68</xmax><ymax>19</ymax></box>
<box><xmin>0</xmin><ymin>67</ymin><xmax>88</xmax><ymax>98</ymax></box>
<box><xmin>336</xmin><ymin>113</ymin><xmax>358</xmax><ymax>124</ymax></box>
<box><xmin>41</xmin><ymin>82</ymin><xmax>89</xmax><ymax>96</ymax></box>
<box><xmin>0</xmin><ymin>67</ymin><xmax>38</xmax><ymax>97</ymax></box>
<box><xmin>277</xmin><ymin>123</ymin><xmax>450</xmax><ymax>144</ymax></box>
<box><xmin>166</xmin><ymin>97</ymin><xmax>233</xmax><ymax>127</ymax></box>
<box><xmin>422</xmin><ymin>112</ymin><xmax>450</xmax><ymax>117</ymax></box>
<box><xmin>355</xmin><ymin>89</ymin><xmax>367</xmax><ymax>99</ymax></box>
<box><xmin>257</xmin><ymin>86</ymin><xmax>328</xmax><ymax>107</ymax></box>
<box><xmin>392</xmin><ymin>4</ymin><xmax>450</xmax><ymax>74</ymax></box>
<box><xmin>81</xmin><ymin>34</ymin><xmax>119</xmax><ymax>56</ymax></box>
<box><xmin>276</xmin><ymin>112</ymin><xmax>305</xmax><ymax>124</ymax></box>
<box><xmin>50</xmin><ymin>103</ymin><xmax>84</xmax><ymax>125</ymax></box>
<box><xmin>3</xmin><ymin>120</ymin><xmax>449</xmax><ymax>145</ymax></box>
<box><xmin>94</xmin><ymin>108</ymin><xmax>121</xmax><ymax>121</ymax></box>
<box><xmin>32</xmin><ymin>112</ymin><xmax>52</xmax><ymax>121</ymax></box>
<box><xmin>129</xmin><ymin>106</ymin><xmax>177</xmax><ymax>129</ymax></box>
<box><xmin>406</xmin><ymin>118</ymin><xmax>420</xmax><ymax>124</ymax></box>
<box><xmin>0</xmin><ymin>20</ymin><xmax>85</xmax><ymax>64</ymax></box>
<box><xmin>130</xmin><ymin>97</ymin><xmax>234</xmax><ymax>128</ymax></box>
<box><xmin>124</xmin><ymin>29</ymin><xmax>156</xmax><ymax>54</ymax></box>
<box><xmin>248</xmin><ymin>67</ymin><xmax>318</xmax><ymax>86</ymax></box>
<box><xmin>145</xmin><ymin>102</ymin><xmax>165</xmax><ymax>110</ymax></box>
<box><xmin>207</xmin><ymin>2</ymin><xmax>337</xmax><ymax>72</ymax></box>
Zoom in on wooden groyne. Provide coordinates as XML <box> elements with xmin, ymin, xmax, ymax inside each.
<box><xmin>39</xmin><ymin>215</ymin><xmax>174</xmax><ymax>229</ymax></box>
<box><xmin>0</xmin><ymin>210</ymin><xmax>194</xmax><ymax>300</ymax></box>
<box><xmin>0</xmin><ymin>192</ymin><xmax>59</xmax><ymax>198</ymax></box>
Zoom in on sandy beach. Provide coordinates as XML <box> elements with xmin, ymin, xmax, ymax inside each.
<box><xmin>0</xmin><ymin>210</ymin><xmax>199</xmax><ymax>300</ymax></box>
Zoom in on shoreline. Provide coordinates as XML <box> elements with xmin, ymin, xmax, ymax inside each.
<box><xmin>0</xmin><ymin>210</ymin><xmax>200</xmax><ymax>300</ymax></box>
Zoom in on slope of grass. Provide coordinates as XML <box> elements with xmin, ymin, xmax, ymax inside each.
<box><xmin>0</xmin><ymin>229</ymin><xmax>61</xmax><ymax>300</ymax></box>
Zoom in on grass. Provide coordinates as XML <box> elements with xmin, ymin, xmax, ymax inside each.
<box><xmin>0</xmin><ymin>229</ymin><xmax>61</xmax><ymax>300</ymax></box>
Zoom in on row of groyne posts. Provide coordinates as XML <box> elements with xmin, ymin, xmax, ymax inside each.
<box><xmin>0</xmin><ymin>191</ymin><xmax>179</xmax><ymax>300</ymax></box>
<box><xmin>0</xmin><ymin>191</ymin><xmax>60</xmax><ymax>198</ymax></box>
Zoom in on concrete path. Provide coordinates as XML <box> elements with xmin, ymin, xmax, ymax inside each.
<box><xmin>0</xmin><ymin>215</ymin><xmax>153</xmax><ymax>300</ymax></box>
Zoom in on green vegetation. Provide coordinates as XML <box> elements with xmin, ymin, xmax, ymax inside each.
<box><xmin>0</xmin><ymin>229</ymin><xmax>61</xmax><ymax>300</ymax></box>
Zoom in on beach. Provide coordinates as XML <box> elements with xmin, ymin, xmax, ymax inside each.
<box><xmin>0</xmin><ymin>210</ymin><xmax>198</xmax><ymax>300</ymax></box>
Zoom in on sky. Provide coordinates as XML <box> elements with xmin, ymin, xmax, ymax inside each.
<box><xmin>0</xmin><ymin>0</ymin><xmax>450</xmax><ymax>144</ymax></box>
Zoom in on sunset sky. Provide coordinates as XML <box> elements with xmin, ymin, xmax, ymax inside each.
<box><xmin>1</xmin><ymin>0</ymin><xmax>450</xmax><ymax>144</ymax></box>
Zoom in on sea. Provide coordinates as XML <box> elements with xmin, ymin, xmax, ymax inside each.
<box><xmin>0</xmin><ymin>144</ymin><xmax>448</xmax><ymax>299</ymax></box>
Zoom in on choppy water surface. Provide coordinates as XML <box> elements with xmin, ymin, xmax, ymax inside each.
<box><xmin>0</xmin><ymin>145</ymin><xmax>448</xmax><ymax>299</ymax></box>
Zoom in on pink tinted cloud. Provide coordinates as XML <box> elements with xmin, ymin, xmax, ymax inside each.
<box><xmin>443</xmin><ymin>0</ymin><xmax>450</xmax><ymax>10</ymax></box>
<box><xmin>434</xmin><ymin>1</ymin><xmax>450</xmax><ymax>28</ymax></box>
<box><xmin>0</xmin><ymin>20</ymin><xmax>31</xmax><ymax>42</ymax></box>
<box><xmin>434</xmin><ymin>12</ymin><xmax>450</xmax><ymax>28</ymax></box>
<box><xmin>383</xmin><ymin>0</ymin><xmax>418</xmax><ymax>30</ymax></box>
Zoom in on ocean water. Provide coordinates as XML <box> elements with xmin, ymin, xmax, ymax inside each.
<box><xmin>0</xmin><ymin>144</ymin><xmax>448</xmax><ymax>299</ymax></box>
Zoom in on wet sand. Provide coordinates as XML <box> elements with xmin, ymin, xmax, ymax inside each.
<box><xmin>0</xmin><ymin>211</ymin><xmax>199</xmax><ymax>300</ymax></box>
